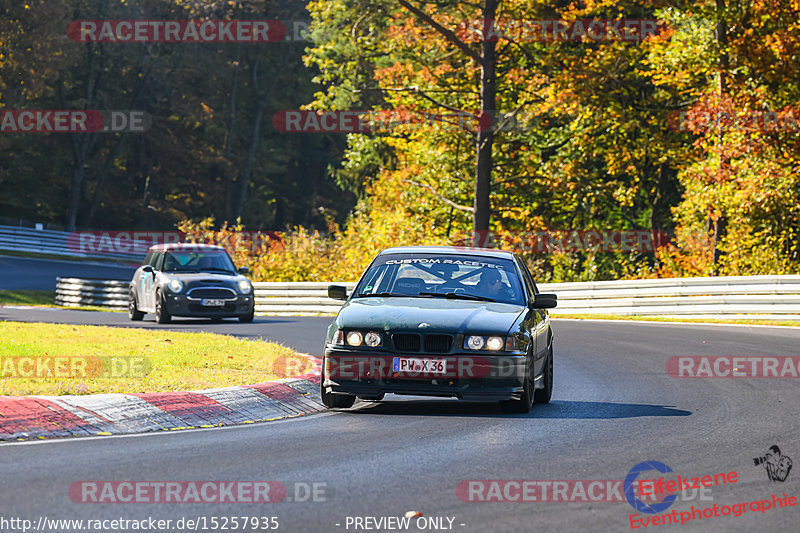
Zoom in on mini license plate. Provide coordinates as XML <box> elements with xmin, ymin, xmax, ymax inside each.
<box><xmin>201</xmin><ymin>299</ymin><xmax>225</xmax><ymax>306</ymax></box>
<box><xmin>392</xmin><ymin>357</ymin><xmax>447</xmax><ymax>374</ymax></box>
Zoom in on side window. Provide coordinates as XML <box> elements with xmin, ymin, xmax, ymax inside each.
<box><xmin>153</xmin><ymin>252</ymin><xmax>165</xmax><ymax>271</ymax></box>
<box><xmin>143</xmin><ymin>252</ymin><xmax>154</xmax><ymax>267</ymax></box>
<box><xmin>516</xmin><ymin>257</ymin><xmax>537</xmax><ymax>299</ymax></box>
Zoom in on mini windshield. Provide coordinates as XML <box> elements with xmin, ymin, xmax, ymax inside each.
<box><xmin>353</xmin><ymin>254</ymin><xmax>525</xmax><ymax>305</ymax></box>
<box><xmin>162</xmin><ymin>250</ymin><xmax>237</xmax><ymax>274</ymax></box>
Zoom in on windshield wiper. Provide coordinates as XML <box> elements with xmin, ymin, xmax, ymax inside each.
<box><xmin>356</xmin><ymin>291</ymin><xmax>408</xmax><ymax>298</ymax></box>
<box><xmin>418</xmin><ymin>291</ymin><xmax>495</xmax><ymax>302</ymax></box>
<box><xmin>200</xmin><ymin>268</ymin><xmax>235</xmax><ymax>274</ymax></box>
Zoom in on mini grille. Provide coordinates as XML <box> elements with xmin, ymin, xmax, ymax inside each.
<box><xmin>392</xmin><ymin>333</ymin><xmax>421</xmax><ymax>352</ymax></box>
<box><xmin>424</xmin><ymin>334</ymin><xmax>453</xmax><ymax>353</ymax></box>
<box><xmin>188</xmin><ymin>288</ymin><xmax>236</xmax><ymax>299</ymax></box>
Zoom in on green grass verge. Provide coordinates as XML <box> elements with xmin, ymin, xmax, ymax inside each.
<box><xmin>0</xmin><ymin>290</ymin><xmax>55</xmax><ymax>306</ymax></box>
<box><xmin>553</xmin><ymin>313</ymin><xmax>800</xmax><ymax>327</ymax></box>
<box><xmin>0</xmin><ymin>290</ymin><xmax>120</xmax><ymax>312</ymax></box>
<box><xmin>0</xmin><ymin>322</ymin><xmax>313</xmax><ymax>396</ymax></box>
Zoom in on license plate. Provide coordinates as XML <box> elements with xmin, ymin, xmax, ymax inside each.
<box><xmin>201</xmin><ymin>299</ymin><xmax>225</xmax><ymax>307</ymax></box>
<box><xmin>392</xmin><ymin>357</ymin><xmax>447</xmax><ymax>374</ymax></box>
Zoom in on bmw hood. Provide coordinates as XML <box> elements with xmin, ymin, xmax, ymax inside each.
<box><xmin>335</xmin><ymin>297</ymin><xmax>525</xmax><ymax>334</ymax></box>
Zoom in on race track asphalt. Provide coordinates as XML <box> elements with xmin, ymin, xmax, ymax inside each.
<box><xmin>0</xmin><ymin>255</ymin><xmax>137</xmax><ymax>290</ymax></box>
<box><xmin>2</xmin><ymin>309</ymin><xmax>798</xmax><ymax>532</ymax></box>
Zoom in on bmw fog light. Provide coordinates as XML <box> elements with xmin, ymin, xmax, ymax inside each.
<box><xmin>168</xmin><ymin>279</ymin><xmax>183</xmax><ymax>293</ymax></box>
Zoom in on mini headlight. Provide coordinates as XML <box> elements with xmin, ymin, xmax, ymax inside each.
<box><xmin>465</xmin><ymin>335</ymin><xmax>485</xmax><ymax>350</ymax></box>
<box><xmin>238</xmin><ymin>279</ymin><xmax>252</xmax><ymax>293</ymax></box>
<box><xmin>168</xmin><ymin>279</ymin><xmax>183</xmax><ymax>293</ymax></box>
<box><xmin>346</xmin><ymin>331</ymin><xmax>363</xmax><ymax>346</ymax></box>
<box><xmin>486</xmin><ymin>336</ymin><xmax>504</xmax><ymax>351</ymax></box>
<box><xmin>332</xmin><ymin>330</ymin><xmax>344</xmax><ymax>346</ymax></box>
<box><xmin>364</xmin><ymin>332</ymin><xmax>382</xmax><ymax>347</ymax></box>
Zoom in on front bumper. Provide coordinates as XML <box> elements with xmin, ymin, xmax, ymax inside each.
<box><xmin>163</xmin><ymin>293</ymin><xmax>254</xmax><ymax>317</ymax></box>
<box><xmin>322</xmin><ymin>349</ymin><xmax>529</xmax><ymax>402</ymax></box>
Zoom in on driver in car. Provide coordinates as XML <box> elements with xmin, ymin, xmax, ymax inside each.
<box><xmin>476</xmin><ymin>269</ymin><xmax>511</xmax><ymax>300</ymax></box>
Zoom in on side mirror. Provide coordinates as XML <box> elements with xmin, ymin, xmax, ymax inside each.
<box><xmin>531</xmin><ymin>293</ymin><xmax>557</xmax><ymax>309</ymax></box>
<box><xmin>328</xmin><ymin>285</ymin><xmax>348</xmax><ymax>301</ymax></box>
<box><xmin>238</xmin><ymin>266</ymin><xmax>249</xmax><ymax>274</ymax></box>
<box><xmin>142</xmin><ymin>265</ymin><xmax>154</xmax><ymax>273</ymax></box>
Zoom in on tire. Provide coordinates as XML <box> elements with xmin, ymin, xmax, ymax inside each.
<box><xmin>501</xmin><ymin>354</ymin><xmax>534</xmax><ymax>414</ymax></box>
<box><xmin>320</xmin><ymin>358</ymin><xmax>356</xmax><ymax>408</ymax></box>
<box><xmin>128</xmin><ymin>291</ymin><xmax>144</xmax><ymax>321</ymax></box>
<box><xmin>534</xmin><ymin>345</ymin><xmax>553</xmax><ymax>404</ymax></box>
<box><xmin>357</xmin><ymin>393</ymin><xmax>385</xmax><ymax>402</ymax></box>
<box><xmin>155</xmin><ymin>291</ymin><xmax>171</xmax><ymax>324</ymax></box>
<box><xmin>238</xmin><ymin>309</ymin><xmax>255</xmax><ymax>323</ymax></box>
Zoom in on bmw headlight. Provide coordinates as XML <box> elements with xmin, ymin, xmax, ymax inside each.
<box><xmin>332</xmin><ymin>329</ymin><xmax>344</xmax><ymax>346</ymax></box>
<box><xmin>346</xmin><ymin>331</ymin><xmax>363</xmax><ymax>346</ymax></box>
<box><xmin>168</xmin><ymin>279</ymin><xmax>183</xmax><ymax>293</ymax></box>
<box><xmin>238</xmin><ymin>279</ymin><xmax>252</xmax><ymax>294</ymax></box>
<box><xmin>464</xmin><ymin>335</ymin><xmax>506</xmax><ymax>351</ymax></box>
<box><xmin>465</xmin><ymin>336</ymin><xmax>485</xmax><ymax>350</ymax></box>
<box><xmin>364</xmin><ymin>332</ymin><xmax>382</xmax><ymax>347</ymax></box>
<box><xmin>486</xmin><ymin>336</ymin><xmax>504</xmax><ymax>351</ymax></box>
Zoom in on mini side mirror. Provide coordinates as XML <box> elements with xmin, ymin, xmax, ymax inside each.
<box><xmin>238</xmin><ymin>266</ymin><xmax>249</xmax><ymax>274</ymax></box>
<box><xmin>532</xmin><ymin>293</ymin><xmax>557</xmax><ymax>309</ymax></box>
<box><xmin>142</xmin><ymin>265</ymin><xmax>154</xmax><ymax>273</ymax></box>
<box><xmin>328</xmin><ymin>285</ymin><xmax>348</xmax><ymax>301</ymax></box>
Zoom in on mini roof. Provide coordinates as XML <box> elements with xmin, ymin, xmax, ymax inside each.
<box><xmin>147</xmin><ymin>243</ymin><xmax>227</xmax><ymax>252</ymax></box>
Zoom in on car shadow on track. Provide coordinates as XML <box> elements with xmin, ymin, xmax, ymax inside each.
<box><xmin>345</xmin><ymin>399</ymin><xmax>691</xmax><ymax>419</ymax></box>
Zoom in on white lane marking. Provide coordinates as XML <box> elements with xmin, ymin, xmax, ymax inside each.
<box><xmin>551</xmin><ymin>318</ymin><xmax>800</xmax><ymax>331</ymax></box>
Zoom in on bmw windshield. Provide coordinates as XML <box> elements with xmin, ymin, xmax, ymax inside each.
<box><xmin>353</xmin><ymin>254</ymin><xmax>525</xmax><ymax>305</ymax></box>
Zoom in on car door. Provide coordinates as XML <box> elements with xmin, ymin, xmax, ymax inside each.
<box><xmin>516</xmin><ymin>256</ymin><xmax>547</xmax><ymax>377</ymax></box>
<box><xmin>141</xmin><ymin>251</ymin><xmax>161</xmax><ymax>311</ymax></box>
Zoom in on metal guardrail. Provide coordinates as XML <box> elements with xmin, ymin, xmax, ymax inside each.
<box><xmin>55</xmin><ymin>278</ymin><xmax>129</xmax><ymax>308</ymax></box>
<box><xmin>0</xmin><ymin>224</ymin><xmax>145</xmax><ymax>262</ymax></box>
<box><xmin>54</xmin><ymin>275</ymin><xmax>800</xmax><ymax>319</ymax></box>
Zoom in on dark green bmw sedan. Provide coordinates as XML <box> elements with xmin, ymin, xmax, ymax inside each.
<box><xmin>321</xmin><ymin>246</ymin><xmax>557</xmax><ymax>413</ymax></box>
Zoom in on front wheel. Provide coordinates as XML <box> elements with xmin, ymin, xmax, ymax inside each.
<box><xmin>155</xmin><ymin>291</ymin><xmax>171</xmax><ymax>324</ymax></box>
<box><xmin>238</xmin><ymin>309</ymin><xmax>255</xmax><ymax>323</ymax></box>
<box><xmin>501</xmin><ymin>361</ymin><xmax>534</xmax><ymax>414</ymax></box>
<box><xmin>534</xmin><ymin>345</ymin><xmax>553</xmax><ymax>404</ymax></box>
<box><xmin>128</xmin><ymin>291</ymin><xmax>144</xmax><ymax>321</ymax></box>
<box><xmin>320</xmin><ymin>359</ymin><xmax>356</xmax><ymax>408</ymax></box>
<box><xmin>357</xmin><ymin>393</ymin><xmax>385</xmax><ymax>402</ymax></box>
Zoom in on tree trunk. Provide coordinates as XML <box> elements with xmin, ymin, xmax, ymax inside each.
<box><xmin>473</xmin><ymin>0</ymin><xmax>498</xmax><ymax>233</ymax></box>
<box><xmin>233</xmin><ymin>97</ymin><xmax>266</xmax><ymax>220</ymax></box>
<box><xmin>711</xmin><ymin>0</ymin><xmax>729</xmax><ymax>272</ymax></box>
<box><xmin>223</xmin><ymin>53</ymin><xmax>241</xmax><ymax>223</ymax></box>
<box><xmin>231</xmin><ymin>52</ymin><xmax>288</xmax><ymax>221</ymax></box>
